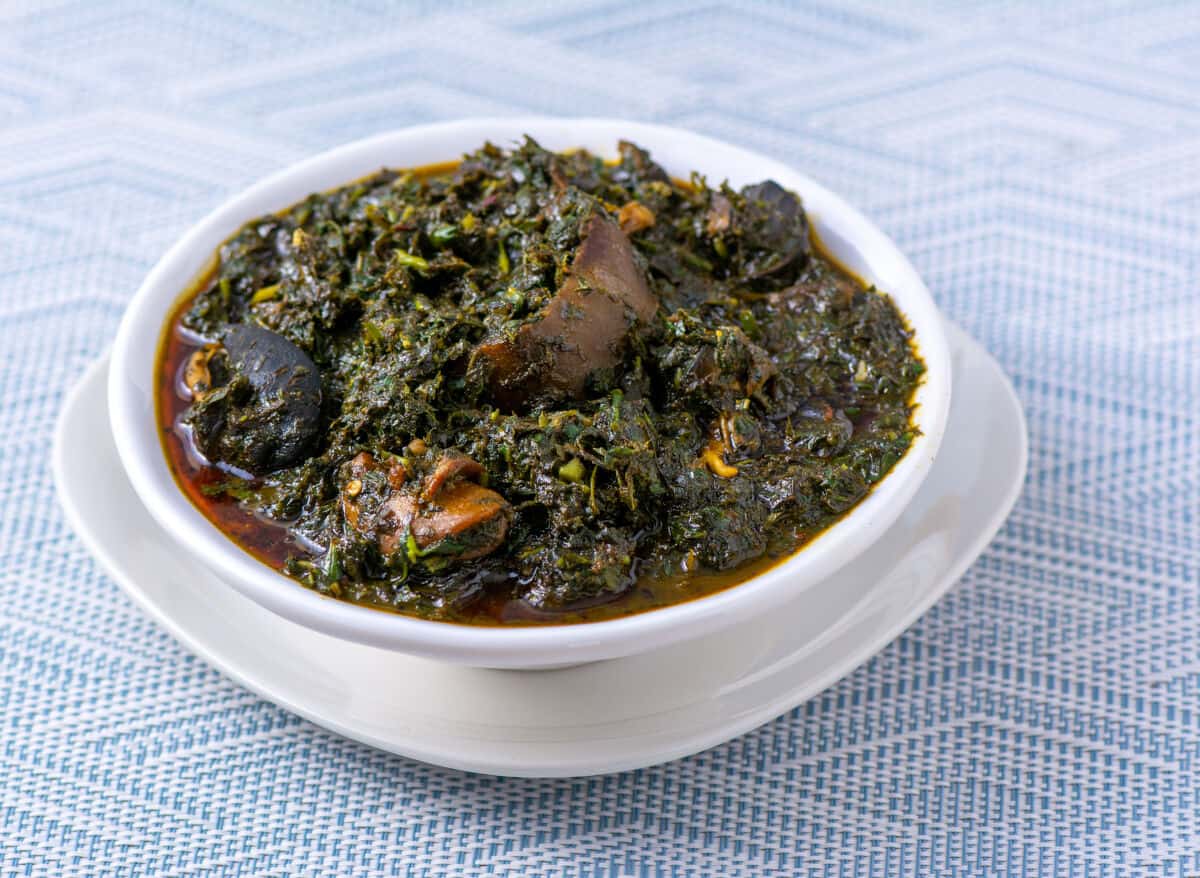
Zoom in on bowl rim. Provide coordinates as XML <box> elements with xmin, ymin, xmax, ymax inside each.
<box><xmin>107</xmin><ymin>117</ymin><xmax>952</xmax><ymax>667</ymax></box>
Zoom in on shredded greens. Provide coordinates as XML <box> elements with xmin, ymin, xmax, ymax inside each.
<box><xmin>167</xmin><ymin>138</ymin><xmax>923</xmax><ymax>623</ymax></box>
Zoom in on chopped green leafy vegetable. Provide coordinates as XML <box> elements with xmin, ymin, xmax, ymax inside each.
<box><xmin>160</xmin><ymin>138</ymin><xmax>923</xmax><ymax>624</ymax></box>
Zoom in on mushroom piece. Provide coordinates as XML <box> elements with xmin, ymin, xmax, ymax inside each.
<box><xmin>186</xmin><ymin>324</ymin><xmax>322</xmax><ymax>475</ymax></box>
<box><xmin>343</xmin><ymin>451</ymin><xmax>513</xmax><ymax>564</ymax></box>
<box><xmin>473</xmin><ymin>211</ymin><xmax>658</xmax><ymax>410</ymax></box>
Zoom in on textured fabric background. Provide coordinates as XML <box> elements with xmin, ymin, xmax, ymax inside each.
<box><xmin>3</xmin><ymin>1</ymin><xmax>1199</xmax><ymax>875</ymax></box>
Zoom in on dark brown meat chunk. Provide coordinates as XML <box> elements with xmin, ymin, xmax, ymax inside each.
<box><xmin>186</xmin><ymin>324</ymin><xmax>322</xmax><ymax>475</ymax></box>
<box><xmin>474</xmin><ymin>212</ymin><xmax>658</xmax><ymax>410</ymax></box>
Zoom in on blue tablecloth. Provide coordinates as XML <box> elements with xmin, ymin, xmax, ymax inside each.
<box><xmin>4</xmin><ymin>2</ymin><xmax>1199</xmax><ymax>875</ymax></box>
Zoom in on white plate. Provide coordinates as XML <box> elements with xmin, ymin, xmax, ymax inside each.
<box><xmin>54</xmin><ymin>323</ymin><xmax>1025</xmax><ymax>777</ymax></box>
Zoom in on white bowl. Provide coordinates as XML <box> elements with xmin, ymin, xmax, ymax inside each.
<box><xmin>108</xmin><ymin>118</ymin><xmax>952</xmax><ymax>669</ymax></box>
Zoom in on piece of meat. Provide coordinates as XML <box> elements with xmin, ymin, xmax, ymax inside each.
<box><xmin>186</xmin><ymin>324</ymin><xmax>322</xmax><ymax>475</ymax></box>
<box><xmin>421</xmin><ymin>450</ymin><xmax>483</xmax><ymax>502</ymax></box>
<box><xmin>343</xmin><ymin>451</ymin><xmax>512</xmax><ymax>563</ymax></box>
<box><xmin>474</xmin><ymin>211</ymin><xmax>658</xmax><ymax>410</ymax></box>
<box><xmin>380</xmin><ymin>481</ymin><xmax>511</xmax><ymax>560</ymax></box>
<box><xmin>737</xmin><ymin>180</ymin><xmax>810</xmax><ymax>281</ymax></box>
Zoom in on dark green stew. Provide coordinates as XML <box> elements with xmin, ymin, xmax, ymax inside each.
<box><xmin>158</xmin><ymin>138</ymin><xmax>923</xmax><ymax>625</ymax></box>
